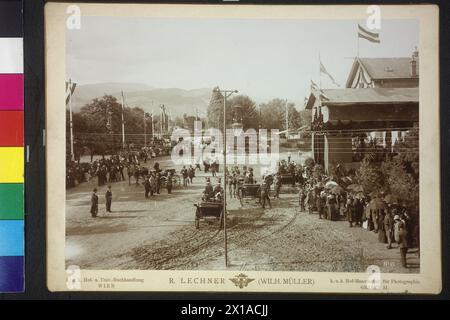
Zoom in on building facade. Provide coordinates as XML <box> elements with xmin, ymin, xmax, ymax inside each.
<box><xmin>306</xmin><ymin>50</ymin><xmax>419</xmax><ymax>172</ymax></box>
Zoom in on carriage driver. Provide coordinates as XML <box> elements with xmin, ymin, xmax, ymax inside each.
<box><xmin>213</xmin><ymin>179</ymin><xmax>224</xmax><ymax>202</ymax></box>
<box><xmin>202</xmin><ymin>178</ymin><xmax>214</xmax><ymax>201</ymax></box>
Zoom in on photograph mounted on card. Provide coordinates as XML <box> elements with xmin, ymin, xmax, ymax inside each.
<box><xmin>45</xmin><ymin>3</ymin><xmax>441</xmax><ymax>293</ymax></box>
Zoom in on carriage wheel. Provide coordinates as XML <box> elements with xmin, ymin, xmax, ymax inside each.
<box><xmin>195</xmin><ymin>208</ymin><xmax>200</xmax><ymax>229</ymax></box>
<box><xmin>219</xmin><ymin>210</ymin><xmax>224</xmax><ymax>229</ymax></box>
<box><xmin>195</xmin><ymin>216</ymin><xmax>200</xmax><ymax>229</ymax></box>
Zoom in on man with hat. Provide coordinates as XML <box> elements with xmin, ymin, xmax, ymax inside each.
<box><xmin>384</xmin><ymin>208</ymin><xmax>395</xmax><ymax>249</ymax></box>
<box><xmin>144</xmin><ymin>176</ymin><xmax>151</xmax><ymax>198</ymax></box>
<box><xmin>105</xmin><ymin>185</ymin><xmax>112</xmax><ymax>213</ymax></box>
<box><xmin>395</xmin><ymin>215</ymin><xmax>409</xmax><ymax>267</ymax></box>
<box><xmin>260</xmin><ymin>180</ymin><xmax>271</xmax><ymax>209</ymax></box>
<box><xmin>90</xmin><ymin>188</ymin><xmax>98</xmax><ymax>218</ymax></box>
<box><xmin>213</xmin><ymin>180</ymin><xmax>223</xmax><ymax>201</ymax></box>
<box><xmin>202</xmin><ymin>178</ymin><xmax>214</xmax><ymax>201</ymax></box>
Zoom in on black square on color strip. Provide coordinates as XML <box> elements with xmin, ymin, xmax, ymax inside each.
<box><xmin>0</xmin><ymin>1</ymin><xmax>23</xmax><ymax>37</ymax></box>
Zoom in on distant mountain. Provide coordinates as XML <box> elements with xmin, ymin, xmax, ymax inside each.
<box><xmin>71</xmin><ymin>83</ymin><xmax>212</xmax><ymax>117</ymax></box>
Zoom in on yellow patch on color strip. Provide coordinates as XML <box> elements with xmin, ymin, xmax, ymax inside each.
<box><xmin>0</xmin><ymin>147</ymin><xmax>24</xmax><ymax>183</ymax></box>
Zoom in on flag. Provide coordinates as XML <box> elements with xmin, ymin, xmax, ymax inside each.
<box><xmin>320</xmin><ymin>60</ymin><xmax>340</xmax><ymax>87</ymax></box>
<box><xmin>319</xmin><ymin>90</ymin><xmax>329</xmax><ymax>101</ymax></box>
<box><xmin>65</xmin><ymin>80</ymin><xmax>76</xmax><ymax>105</ymax></box>
<box><xmin>358</xmin><ymin>24</ymin><xmax>380</xmax><ymax>43</ymax></box>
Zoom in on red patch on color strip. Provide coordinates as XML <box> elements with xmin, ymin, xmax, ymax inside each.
<box><xmin>0</xmin><ymin>111</ymin><xmax>23</xmax><ymax>146</ymax></box>
<box><xmin>0</xmin><ymin>74</ymin><xmax>23</xmax><ymax>110</ymax></box>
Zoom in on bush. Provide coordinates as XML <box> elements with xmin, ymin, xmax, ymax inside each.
<box><xmin>304</xmin><ymin>157</ymin><xmax>315</xmax><ymax>168</ymax></box>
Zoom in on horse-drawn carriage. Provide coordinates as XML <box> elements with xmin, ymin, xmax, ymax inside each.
<box><xmin>159</xmin><ymin>168</ymin><xmax>181</xmax><ymax>187</ymax></box>
<box><xmin>279</xmin><ymin>173</ymin><xmax>296</xmax><ymax>186</ymax></box>
<box><xmin>237</xmin><ymin>183</ymin><xmax>261</xmax><ymax>206</ymax></box>
<box><xmin>194</xmin><ymin>201</ymin><xmax>224</xmax><ymax>229</ymax></box>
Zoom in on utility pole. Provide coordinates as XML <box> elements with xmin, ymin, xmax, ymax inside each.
<box><xmin>68</xmin><ymin>78</ymin><xmax>75</xmax><ymax>161</ymax></box>
<box><xmin>285</xmin><ymin>99</ymin><xmax>289</xmax><ymax>140</ymax></box>
<box><xmin>151</xmin><ymin>101</ymin><xmax>154</xmax><ymax>140</ymax></box>
<box><xmin>213</xmin><ymin>87</ymin><xmax>238</xmax><ymax>268</ymax></box>
<box><xmin>121</xmin><ymin>91</ymin><xmax>125</xmax><ymax>150</ymax></box>
<box><xmin>144</xmin><ymin>111</ymin><xmax>147</xmax><ymax>147</ymax></box>
<box><xmin>160</xmin><ymin>104</ymin><xmax>164</xmax><ymax>138</ymax></box>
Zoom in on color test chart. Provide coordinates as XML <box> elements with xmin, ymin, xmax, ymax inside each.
<box><xmin>0</xmin><ymin>0</ymin><xmax>24</xmax><ymax>293</ymax></box>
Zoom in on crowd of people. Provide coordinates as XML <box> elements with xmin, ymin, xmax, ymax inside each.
<box><xmin>66</xmin><ymin>141</ymin><xmax>172</xmax><ymax>189</ymax></box>
<box><xmin>296</xmin><ymin>160</ymin><xmax>419</xmax><ymax>269</ymax></box>
<box><xmin>197</xmin><ymin>155</ymin><xmax>419</xmax><ymax>269</ymax></box>
<box><xmin>78</xmin><ymin>143</ymin><xmax>419</xmax><ymax>269</ymax></box>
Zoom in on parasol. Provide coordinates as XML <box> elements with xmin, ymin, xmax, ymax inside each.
<box><xmin>354</xmin><ymin>192</ymin><xmax>365</xmax><ymax>200</ymax></box>
<box><xmin>325</xmin><ymin>181</ymin><xmax>338</xmax><ymax>189</ymax></box>
<box><xmin>331</xmin><ymin>185</ymin><xmax>345</xmax><ymax>195</ymax></box>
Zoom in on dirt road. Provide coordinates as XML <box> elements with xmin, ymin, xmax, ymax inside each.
<box><xmin>66</xmin><ymin>153</ymin><xmax>419</xmax><ymax>273</ymax></box>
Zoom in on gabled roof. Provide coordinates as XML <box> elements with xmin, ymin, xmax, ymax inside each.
<box><xmin>345</xmin><ymin>57</ymin><xmax>419</xmax><ymax>87</ymax></box>
<box><xmin>305</xmin><ymin>88</ymin><xmax>418</xmax><ymax>109</ymax></box>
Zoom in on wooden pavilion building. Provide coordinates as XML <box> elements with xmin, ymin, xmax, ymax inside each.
<box><xmin>305</xmin><ymin>49</ymin><xmax>419</xmax><ymax>172</ymax></box>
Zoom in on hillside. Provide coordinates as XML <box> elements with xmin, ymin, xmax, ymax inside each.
<box><xmin>71</xmin><ymin>83</ymin><xmax>212</xmax><ymax>117</ymax></box>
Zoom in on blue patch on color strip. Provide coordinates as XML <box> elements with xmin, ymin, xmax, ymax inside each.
<box><xmin>0</xmin><ymin>220</ymin><xmax>24</xmax><ymax>256</ymax></box>
<box><xmin>0</xmin><ymin>256</ymin><xmax>24</xmax><ymax>292</ymax></box>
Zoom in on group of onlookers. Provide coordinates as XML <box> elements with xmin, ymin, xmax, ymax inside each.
<box><xmin>298</xmin><ymin>171</ymin><xmax>418</xmax><ymax>269</ymax></box>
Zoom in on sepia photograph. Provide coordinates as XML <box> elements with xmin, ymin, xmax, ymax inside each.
<box><xmin>45</xmin><ymin>3</ymin><xmax>440</xmax><ymax>293</ymax></box>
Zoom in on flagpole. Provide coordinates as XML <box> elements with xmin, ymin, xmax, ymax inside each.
<box><xmin>318</xmin><ymin>52</ymin><xmax>322</xmax><ymax>90</ymax></box>
<box><xmin>151</xmin><ymin>101</ymin><xmax>154</xmax><ymax>139</ymax></box>
<box><xmin>121</xmin><ymin>91</ymin><xmax>125</xmax><ymax>150</ymax></box>
<box><xmin>69</xmin><ymin>78</ymin><xmax>74</xmax><ymax>161</ymax></box>
<box><xmin>160</xmin><ymin>104</ymin><xmax>164</xmax><ymax>138</ymax></box>
<box><xmin>285</xmin><ymin>99</ymin><xmax>289</xmax><ymax>140</ymax></box>
<box><xmin>151</xmin><ymin>108</ymin><xmax>154</xmax><ymax>139</ymax></box>
<box><xmin>357</xmin><ymin>33</ymin><xmax>360</xmax><ymax>58</ymax></box>
<box><xmin>144</xmin><ymin>111</ymin><xmax>147</xmax><ymax>147</ymax></box>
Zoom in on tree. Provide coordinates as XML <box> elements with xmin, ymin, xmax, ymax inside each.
<box><xmin>70</xmin><ymin>95</ymin><xmax>155</xmax><ymax>149</ymax></box>
<box><xmin>299</xmin><ymin>109</ymin><xmax>312</xmax><ymax>128</ymax></box>
<box><xmin>381</xmin><ymin>128</ymin><xmax>419</xmax><ymax>212</ymax></box>
<box><xmin>356</xmin><ymin>156</ymin><xmax>384</xmax><ymax>195</ymax></box>
<box><xmin>78</xmin><ymin>95</ymin><xmax>123</xmax><ymax>134</ymax></box>
<box><xmin>227</xmin><ymin>95</ymin><xmax>259</xmax><ymax>130</ymax></box>
<box><xmin>287</xmin><ymin>103</ymin><xmax>302</xmax><ymax>131</ymax></box>
<box><xmin>259</xmin><ymin>98</ymin><xmax>286</xmax><ymax>130</ymax></box>
<box><xmin>207</xmin><ymin>87</ymin><xmax>224</xmax><ymax>130</ymax></box>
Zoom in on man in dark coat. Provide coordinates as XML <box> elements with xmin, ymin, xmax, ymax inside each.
<box><xmin>155</xmin><ymin>172</ymin><xmax>161</xmax><ymax>194</ymax></box>
<box><xmin>397</xmin><ymin>217</ymin><xmax>409</xmax><ymax>268</ymax></box>
<box><xmin>105</xmin><ymin>186</ymin><xmax>112</xmax><ymax>213</ymax></box>
<box><xmin>181</xmin><ymin>166</ymin><xmax>188</xmax><ymax>187</ymax></box>
<box><xmin>274</xmin><ymin>173</ymin><xmax>282</xmax><ymax>199</ymax></box>
<box><xmin>260</xmin><ymin>181</ymin><xmax>271</xmax><ymax>209</ymax></box>
<box><xmin>90</xmin><ymin>188</ymin><xmax>98</xmax><ymax>218</ymax></box>
<box><xmin>346</xmin><ymin>195</ymin><xmax>355</xmax><ymax>227</ymax></box>
<box><xmin>384</xmin><ymin>209</ymin><xmax>394</xmax><ymax>249</ymax></box>
<box><xmin>144</xmin><ymin>177</ymin><xmax>151</xmax><ymax>198</ymax></box>
<box><xmin>202</xmin><ymin>179</ymin><xmax>214</xmax><ymax>201</ymax></box>
<box><xmin>167</xmin><ymin>173</ymin><xmax>173</xmax><ymax>194</ymax></box>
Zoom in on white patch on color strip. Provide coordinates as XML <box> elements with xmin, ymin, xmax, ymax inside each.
<box><xmin>0</xmin><ymin>38</ymin><xmax>23</xmax><ymax>73</ymax></box>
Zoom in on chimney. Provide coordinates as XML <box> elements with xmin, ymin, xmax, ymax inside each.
<box><xmin>410</xmin><ymin>47</ymin><xmax>419</xmax><ymax>78</ymax></box>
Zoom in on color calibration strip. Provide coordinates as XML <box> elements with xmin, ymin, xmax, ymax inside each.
<box><xmin>0</xmin><ymin>0</ymin><xmax>24</xmax><ymax>293</ymax></box>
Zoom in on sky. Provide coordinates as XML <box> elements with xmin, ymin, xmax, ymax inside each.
<box><xmin>66</xmin><ymin>17</ymin><xmax>419</xmax><ymax>106</ymax></box>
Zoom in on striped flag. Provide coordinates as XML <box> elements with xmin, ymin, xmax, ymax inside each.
<box><xmin>310</xmin><ymin>80</ymin><xmax>319</xmax><ymax>91</ymax></box>
<box><xmin>65</xmin><ymin>80</ymin><xmax>76</xmax><ymax>105</ymax></box>
<box><xmin>358</xmin><ymin>24</ymin><xmax>380</xmax><ymax>43</ymax></box>
<box><xmin>320</xmin><ymin>60</ymin><xmax>340</xmax><ymax>87</ymax></box>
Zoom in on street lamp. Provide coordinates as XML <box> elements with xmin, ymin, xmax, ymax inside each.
<box><xmin>213</xmin><ymin>87</ymin><xmax>238</xmax><ymax>268</ymax></box>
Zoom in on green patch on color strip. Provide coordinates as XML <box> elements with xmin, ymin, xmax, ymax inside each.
<box><xmin>0</xmin><ymin>183</ymin><xmax>23</xmax><ymax>220</ymax></box>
